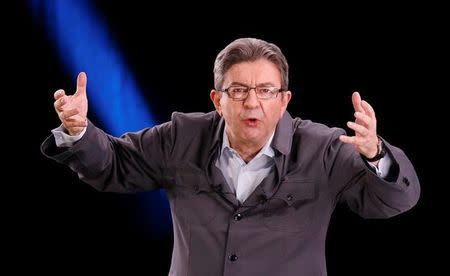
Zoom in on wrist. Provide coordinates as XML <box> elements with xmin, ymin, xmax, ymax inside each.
<box><xmin>361</xmin><ymin>137</ymin><xmax>386</xmax><ymax>162</ymax></box>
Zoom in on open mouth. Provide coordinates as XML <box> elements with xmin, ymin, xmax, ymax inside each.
<box><xmin>243</xmin><ymin>118</ymin><xmax>259</xmax><ymax>127</ymax></box>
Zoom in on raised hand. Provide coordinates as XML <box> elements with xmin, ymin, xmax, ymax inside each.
<box><xmin>339</xmin><ymin>91</ymin><xmax>379</xmax><ymax>161</ymax></box>
<box><xmin>53</xmin><ymin>72</ymin><xmax>89</xmax><ymax>135</ymax></box>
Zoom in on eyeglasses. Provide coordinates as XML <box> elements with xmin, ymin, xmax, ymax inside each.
<box><xmin>219</xmin><ymin>85</ymin><xmax>285</xmax><ymax>100</ymax></box>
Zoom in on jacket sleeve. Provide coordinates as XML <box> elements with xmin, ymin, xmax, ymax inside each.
<box><xmin>41</xmin><ymin>120</ymin><xmax>174</xmax><ymax>193</ymax></box>
<box><xmin>326</xmin><ymin>129</ymin><xmax>420</xmax><ymax>218</ymax></box>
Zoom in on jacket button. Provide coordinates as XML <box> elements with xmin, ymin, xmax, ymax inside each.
<box><xmin>193</xmin><ymin>184</ymin><xmax>199</xmax><ymax>191</ymax></box>
<box><xmin>229</xmin><ymin>254</ymin><xmax>238</xmax><ymax>261</ymax></box>
<box><xmin>402</xmin><ymin>177</ymin><xmax>410</xmax><ymax>186</ymax></box>
<box><xmin>286</xmin><ymin>194</ymin><xmax>293</xmax><ymax>201</ymax></box>
<box><xmin>234</xmin><ymin>213</ymin><xmax>242</xmax><ymax>221</ymax></box>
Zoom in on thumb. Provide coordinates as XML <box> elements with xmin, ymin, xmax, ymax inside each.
<box><xmin>75</xmin><ymin>72</ymin><xmax>87</xmax><ymax>95</ymax></box>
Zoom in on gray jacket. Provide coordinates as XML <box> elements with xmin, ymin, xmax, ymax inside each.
<box><xmin>41</xmin><ymin>111</ymin><xmax>420</xmax><ymax>276</ymax></box>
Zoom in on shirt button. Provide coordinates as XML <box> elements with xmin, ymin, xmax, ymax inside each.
<box><xmin>234</xmin><ymin>213</ymin><xmax>242</xmax><ymax>221</ymax></box>
<box><xmin>229</xmin><ymin>254</ymin><xmax>238</xmax><ymax>261</ymax></box>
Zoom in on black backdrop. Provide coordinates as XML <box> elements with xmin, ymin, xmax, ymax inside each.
<box><xmin>11</xmin><ymin>1</ymin><xmax>442</xmax><ymax>275</ymax></box>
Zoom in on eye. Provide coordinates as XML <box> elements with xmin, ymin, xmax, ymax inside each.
<box><xmin>258</xmin><ymin>88</ymin><xmax>272</xmax><ymax>94</ymax></box>
<box><xmin>229</xmin><ymin>87</ymin><xmax>247</xmax><ymax>93</ymax></box>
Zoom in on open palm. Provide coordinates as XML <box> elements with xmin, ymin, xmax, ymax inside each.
<box><xmin>339</xmin><ymin>92</ymin><xmax>379</xmax><ymax>160</ymax></box>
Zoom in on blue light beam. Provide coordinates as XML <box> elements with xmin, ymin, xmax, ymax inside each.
<box><xmin>29</xmin><ymin>0</ymin><xmax>155</xmax><ymax>136</ymax></box>
<box><xmin>29</xmin><ymin>0</ymin><xmax>172</xmax><ymax>236</ymax></box>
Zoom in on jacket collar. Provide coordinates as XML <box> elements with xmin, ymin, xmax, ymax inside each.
<box><xmin>271</xmin><ymin>111</ymin><xmax>294</xmax><ymax>155</ymax></box>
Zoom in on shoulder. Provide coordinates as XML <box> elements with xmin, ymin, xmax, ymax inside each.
<box><xmin>169</xmin><ymin>111</ymin><xmax>222</xmax><ymax>141</ymax></box>
<box><xmin>170</xmin><ymin>111</ymin><xmax>221</xmax><ymax>130</ymax></box>
<box><xmin>171</xmin><ymin>111</ymin><xmax>218</xmax><ymax>124</ymax></box>
<box><xmin>293</xmin><ymin>118</ymin><xmax>346</xmax><ymax>144</ymax></box>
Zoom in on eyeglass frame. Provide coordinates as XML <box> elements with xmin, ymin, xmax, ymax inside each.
<box><xmin>218</xmin><ymin>84</ymin><xmax>287</xmax><ymax>100</ymax></box>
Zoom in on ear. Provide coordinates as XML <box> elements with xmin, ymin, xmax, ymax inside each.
<box><xmin>280</xmin><ymin>90</ymin><xmax>292</xmax><ymax>117</ymax></box>
<box><xmin>210</xmin><ymin>89</ymin><xmax>222</xmax><ymax>116</ymax></box>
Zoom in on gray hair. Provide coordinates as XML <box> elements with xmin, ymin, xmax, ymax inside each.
<box><xmin>213</xmin><ymin>38</ymin><xmax>289</xmax><ymax>91</ymax></box>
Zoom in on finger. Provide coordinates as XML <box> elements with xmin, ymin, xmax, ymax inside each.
<box><xmin>75</xmin><ymin>72</ymin><xmax>87</xmax><ymax>95</ymax></box>
<box><xmin>361</xmin><ymin>100</ymin><xmax>376</xmax><ymax>119</ymax></box>
<box><xmin>352</xmin><ymin>91</ymin><xmax>363</xmax><ymax>113</ymax></box>
<box><xmin>54</xmin><ymin>96</ymin><xmax>67</xmax><ymax>111</ymax></box>
<box><xmin>347</xmin><ymin>121</ymin><xmax>369</xmax><ymax>136</ymax></box>
<box><xmin>54</xmin><ymin>89</ymin><xmax>65</xmax><ymax>100</ymax></box>
<box><xmin>60</xmin><ymin>108</ymin><xmax>80</xmax><ymax>120</ymax></box>
<box><xmin>339</xmin><ymin>135</ymin><xmax>364</xmax><ymax>146</ymax></box>
<box><xmin>354</xmin><ymin>111</ymin><xmax>372</xmax><ymax>127</ymax></box>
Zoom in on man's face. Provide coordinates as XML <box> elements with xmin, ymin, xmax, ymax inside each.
<box><xmin>210</xmin><ymin>59</ymin><xmax>291</xmax><ymax>147</ymax></box>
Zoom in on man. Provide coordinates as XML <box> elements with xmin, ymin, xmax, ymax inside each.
<box><xmin>41</xmin><ymin>38</ymin><xmax>420</xmax><ymax>275</ymax></box>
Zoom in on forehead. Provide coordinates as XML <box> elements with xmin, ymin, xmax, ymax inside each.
<box><xmin>224</xmin><ymin>59</ymin><xmax>281</xmax><ymax>85</ymax></box>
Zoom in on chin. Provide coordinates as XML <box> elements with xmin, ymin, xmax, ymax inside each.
<box><xmin>242</xmin><ymin>129</ymin><xmax>264</xmax><ymax>142</ymax></box>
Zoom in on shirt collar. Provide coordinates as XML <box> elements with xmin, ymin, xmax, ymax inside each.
<box><xmin>221</xmin><ymin>127</ymin><xmax>275</xmax><ymax>159</ymax></box>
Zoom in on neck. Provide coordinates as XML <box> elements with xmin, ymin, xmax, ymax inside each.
<box><xmin>226</xmin><ymin>130</ymin><xmax>271</xmax><ymax>163</ymax></box>
<box><xmin>230</xmin><ymin>141</ymin><xmax>264</xmax><ymax>163</ymax></box>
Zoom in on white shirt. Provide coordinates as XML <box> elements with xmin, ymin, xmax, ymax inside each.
<box><xmin>215</xmin><ymin>130</ymin><xmax>276</xmax><ymax>204</ymax></box>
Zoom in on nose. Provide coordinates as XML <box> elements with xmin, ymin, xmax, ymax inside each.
<box><xmin>243</xmin><ymin>89</ymin><xmax>259</xmax><ymax>109</ymax></box>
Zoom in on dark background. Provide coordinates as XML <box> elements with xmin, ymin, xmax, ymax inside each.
<box><xmin>11</xmin><ymin>1</ymin><xmax>443</xmax><ymax>275</ymax></box>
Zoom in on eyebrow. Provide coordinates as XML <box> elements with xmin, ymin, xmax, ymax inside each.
<box><xmin>229</xmin><ymin>81</ymin><xmax>278</xmax><ymax>87</ymax></box>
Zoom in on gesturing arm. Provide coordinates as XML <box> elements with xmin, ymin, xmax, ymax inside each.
<box><xmin>328</xmin><ymin>92</ymin><xmax>420</xmax><ymax>218</ymax></box>
<box><xmin>42</xmin><ymin>72</ymin><xmax>173</xmax><ymax>193</ymax></box>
